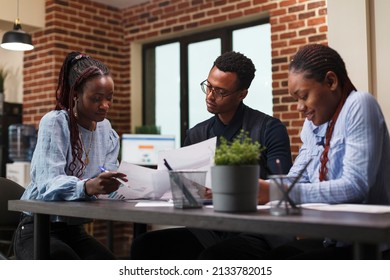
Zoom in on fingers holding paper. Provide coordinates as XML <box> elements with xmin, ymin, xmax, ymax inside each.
<box><xmin>84</xmin><ymin>171</ymin><xmax>128</xmax><ymax>196</ymax></box>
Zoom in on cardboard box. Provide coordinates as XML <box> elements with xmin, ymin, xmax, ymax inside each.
<box><xmin>6</xmin><ymin>162</ymin><xmax>31</xmax><ymax>188</ymax></box>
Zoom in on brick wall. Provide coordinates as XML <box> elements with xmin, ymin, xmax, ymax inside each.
<box><xmin>22</xmin><ymin>0</ymin><xmax>328</xmax><ymax>258</ymax></box>
<box><xmin>23</xmin><ymin>0</ymin><xmax>130</xmax><ymax>133</ymax></box>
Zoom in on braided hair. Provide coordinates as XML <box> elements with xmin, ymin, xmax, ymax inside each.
<box><xmin>290</xmin><ymin>44</ymin><xmax>357</xmax><ymax>181</ymax></box>
<box><xmin>55</xmin><ymin>52</ymin><xmax>110</xmax><ymax>177</ymax></box>
<box><xmin>213</xmin><ymin>51</ymin><xmax>256</xmax><ymax>90</ymax></box>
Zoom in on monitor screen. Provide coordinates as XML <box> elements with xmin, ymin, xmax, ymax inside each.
<box><xmin>121</xmin><ymin>134</ymin><xmax>176</xmax><ymax>166</ymax></box>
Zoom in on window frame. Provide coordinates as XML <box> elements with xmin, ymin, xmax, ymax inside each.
<box><xmin>142</xmin><ymin>18</ymin><xmax>270</xmax><ymax>146</ymax></box>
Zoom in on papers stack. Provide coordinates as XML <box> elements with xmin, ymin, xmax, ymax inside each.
<box><xmin>99</xmin><ymin>137</ymin><xmax>216</xmax><ymax>200</ymax></box>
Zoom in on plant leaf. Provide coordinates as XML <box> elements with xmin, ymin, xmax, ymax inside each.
<box><xmin>214</xmin><ymin>129</ymin><xmax>266</xmax><ymax>165</ymax></box>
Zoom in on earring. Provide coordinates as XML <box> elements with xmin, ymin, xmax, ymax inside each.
<box><xmin>73</xmin><ymin>98</ymin><xmax>78</xmax><ymax>118</ymax></box>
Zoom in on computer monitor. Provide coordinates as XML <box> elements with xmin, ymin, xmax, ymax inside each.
<box><xmin>121</xmin><ymin>134</ymin><xmax>176</xmax><ymax>166</ymax></box>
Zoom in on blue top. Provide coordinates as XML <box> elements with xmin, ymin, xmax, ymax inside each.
<box><xmin>289</xmin><ymin>91</ymin><xmax>390</xmax><ymax>205</ymax></box>
<box><xmin>21</xmin><ymin>110</ymin><xmax>120</xmax><ymax>203</ymax></box>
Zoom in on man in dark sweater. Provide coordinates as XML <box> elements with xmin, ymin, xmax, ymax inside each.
<box><xmin>131</xmin><ymin>51</ymin><xmax>293</xmax><ymax>259</ymax></box>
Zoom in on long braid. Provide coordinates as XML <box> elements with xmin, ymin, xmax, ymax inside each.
<box><xmin>290</xmin><ymin>44</ymin><xmax>357</xmax><ymax>181</ymax></box>
<box><xmin>55</xmin><ymin>52</ymin><xmax>110</xmax><ymax>177</ymax></box>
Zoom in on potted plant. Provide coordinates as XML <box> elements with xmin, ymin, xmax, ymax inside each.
<box><xmin>0</xmin><ymin>69</ymin><xmax>6</xmax><ymax>92</ymax></box>
<box><xmin>211</xmin><ymin>129</ymin><xmax>265</xmax><ymax>212</ymax></box>
<box><xmin>0</xmin><ymin>69</ymin><xmax>6</xmax><ymax>114</ymax></box>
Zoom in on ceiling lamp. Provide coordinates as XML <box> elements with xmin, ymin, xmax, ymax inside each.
<box><xmin>1</xmin><ymin>0</ymin><xmax>34</xmax><ymax>51</ymax></box>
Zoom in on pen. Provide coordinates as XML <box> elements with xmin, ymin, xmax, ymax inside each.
<box><xmin>275</xmin><ymin>159</ymin><xmax>289</xmax><ymax>213</ymax></box>
<box><xmin>98</xmin><ymin>166</ymin><xmax>130</xmax><ymax>188</ymax></box>
<box><xmin>163</xmin><ymin>159</ymin><xmax>199</xmax><ymax>207</ymax></box>
<box><xmin>163</xmin><ymin>159</ymin><xmax>207</xmax><ymax>190</ymax></box>
<box><xmin>275</xmin><ymin>158</ymin><xmax>313</xmax><ymax>208</ymax></box>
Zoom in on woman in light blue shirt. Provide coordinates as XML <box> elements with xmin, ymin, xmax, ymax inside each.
<box><xmin>13</xmin><ymin>52</ymin><xmax>127</xmax><ymax>259</ymax></box>
<box><xmin>261</xmin><ymin>44</ymin><xmax>390</xmax><ymax>259</ymax></box>
<box><xmin>285</xmin><ymin>44</ymin><xmax>390</xmax><ymax>205</ymax></box>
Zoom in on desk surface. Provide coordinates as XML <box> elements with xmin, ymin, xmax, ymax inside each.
<box><xmin>8</xmin><ymin>199</ymin><xmax>390</xmax><ymax>245</ymax></box>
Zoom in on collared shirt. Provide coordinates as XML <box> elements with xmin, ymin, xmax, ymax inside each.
<box><xmin>21</xmin><ymin>110</ymin><xmax>120</xmax><ymax>203</ymax></box>
<box><xmin>289</xmin><ymin>91</ymin><xmax>390</xmax><ymax>205</ymax></box>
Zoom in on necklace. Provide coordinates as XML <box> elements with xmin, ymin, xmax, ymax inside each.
<box><xmin>79</xmin><ymin>126</ymin><xmax>95</xmax><ymax>166</ymax></box>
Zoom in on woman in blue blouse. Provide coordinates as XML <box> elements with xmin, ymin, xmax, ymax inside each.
<box><xmin>13</xmin><ymin>52</ymin><xmax>127</xmax><ymax>259</ymax></box>
<box><xmin>260</xmin><ymin>44</ymin><xmax>390</xmax><ymax>259</ymax></box>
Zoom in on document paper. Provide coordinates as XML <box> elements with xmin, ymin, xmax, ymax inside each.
<box><xmin>301</xmin><ymin>203</ymin><xmax>390</xmax><ymax>214</ymax></box>
<box><xmin>98</xmin><ymin>137</ymin><xmax>216</xmax><ymax>200</ymax></box>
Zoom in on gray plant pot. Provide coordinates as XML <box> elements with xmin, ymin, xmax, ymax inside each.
<box><xmin>211</xmin><ymin>165</ymin><xmax>259</xmax><ymax>212</ymax></box>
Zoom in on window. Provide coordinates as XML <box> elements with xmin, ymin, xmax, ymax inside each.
<box><xmin>143</xmin><ymin>19</ymin><xmax>271</xmax><ymax>147</ymax></box>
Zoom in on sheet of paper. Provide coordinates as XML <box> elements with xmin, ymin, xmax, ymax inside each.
<box><xmin>300</xmin><ymin>203</ymin><xmax>390</xmax><ymax>214</ymax></box>
<box><xmin>204</xmin><ymin>205</ymin><xmax>271</xmax><ymax>210</ymax></box>
<box><xmin>99</xmin><ymin>137</ymin><xmax>217</xmax><ymax>200</ymax></box>
<box><xmin>135</xmin><ymin>201</ymin><xmax>174</xmax><ymax>207</ymax></box>
<box><xmin>99</xmin><ymin>162</ymin><xmax>170</xmax><ymax>200</ymax></box>
<box><xmin>157</xmin><ymin>137</ymin><xmax>216</xmax><ymax>188</ymax></box>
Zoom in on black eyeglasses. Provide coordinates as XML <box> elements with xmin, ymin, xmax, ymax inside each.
<box><xmin>200</xmin><ymin>79</ymin><xmax>240</xmax><ymax>100</ymax></box>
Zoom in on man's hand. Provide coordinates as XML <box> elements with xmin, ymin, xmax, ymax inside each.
<box><xmin>258</xmin><ymin>179</ymin><xmax>270</xmax><ymax>205</ymax></box>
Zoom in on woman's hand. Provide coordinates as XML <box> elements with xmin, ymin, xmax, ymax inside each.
<box><xmin>258</xmin><ymin>179</ymin><xmax>270</xmax><ymax>205</ymax></box>
<box><xmin>84</xmin><ymin>171</ymin><xmax>128</xmax><ymax>196</ymax></box>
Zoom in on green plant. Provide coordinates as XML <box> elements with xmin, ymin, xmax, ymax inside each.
<box><xmin>0</xmin><ymin>69</ymin><xmax>6</xmax><ymax>92</ymax></box>
<box><xmin>214</xmin><ymin>129</ymin><xmax>265</xmax><ymax>165</ymax></box>
<box><xmin>135</xmin><ymin>125</ymin><xmax>161</xmax><ymax>134</ymax></box>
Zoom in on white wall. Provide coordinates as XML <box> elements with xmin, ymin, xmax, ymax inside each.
<box><xmin>327</xmin><ymin>0</ymin><xmax>370</xmax><ymax>92</ymax></box>
<box><xmin>371</xmin><ymin>0</ymin><xmax>390</xmax><ymax>126</ymax></box>
<box><xmin>0</xmin><ymin>0</ymin><xmax>45</xmax><ymax>103</ymax></box>
<box><xmin>0</xmin><ymin>35</ymin><xmax>24</xmax><ymax>103</ymax></box>
<box><xmin>327</xmin><ymin>0</ymin><xmax>390</xmax><ymax>128</ymax></box>
<box><xmin>0</xmin><ymin>0</ymin><xmax>45</xmax><ymax>31</ymax></box>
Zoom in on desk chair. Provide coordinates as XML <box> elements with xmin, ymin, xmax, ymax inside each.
<box><xmin>0</xmin><ymin>177</ymin><xmax>25</xmax><ymax>259</ymax></box>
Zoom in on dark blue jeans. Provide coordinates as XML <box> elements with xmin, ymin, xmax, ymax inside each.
<box><xmin>14</xmin><ymin>215</ymin><xmax>116</xmax><ymax>260</ymax></box>
<box><xmin>130</xmin><ymin>227</ymin><xmax>294</xmax><ymax>260</ymax></box>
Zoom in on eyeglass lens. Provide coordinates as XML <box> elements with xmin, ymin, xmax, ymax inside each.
<box><xmin>200</xmin><ymin>80</ymin><xmax>229</xmax><ymax>99</ymax></box>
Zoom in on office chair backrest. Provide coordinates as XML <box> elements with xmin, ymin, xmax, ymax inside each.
<box><xmin>0</xmin><ymin>177</ymin><xmax>25</xmax><ymax>227</ymax></box>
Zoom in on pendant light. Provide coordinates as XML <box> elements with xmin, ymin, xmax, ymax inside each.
<box><xmin>1</xmin><ymin>0</ymin><xmax>34</xmax><ymax>51</ymax></box>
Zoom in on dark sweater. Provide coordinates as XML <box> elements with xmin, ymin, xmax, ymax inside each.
<box><xmin>184</xmin><ymin>102</ymin><xmax>292</xmax><ymax>178</ymax></box>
